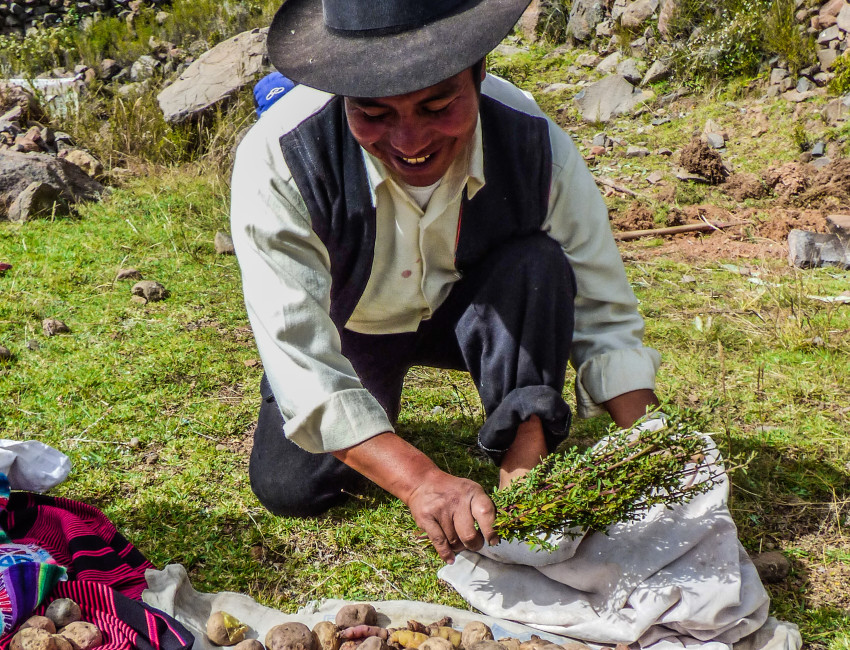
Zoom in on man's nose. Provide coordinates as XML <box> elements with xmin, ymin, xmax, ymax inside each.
<box><xmin>388</xmin><ymin>116</ymin><xmax>430</xmax><ymax>155</ymax></box>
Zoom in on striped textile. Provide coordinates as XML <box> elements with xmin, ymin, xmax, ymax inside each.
<box><xmin>0</xmin><ymin>489</ymin><xmax>193</xmax><ymax>650</ymax></box>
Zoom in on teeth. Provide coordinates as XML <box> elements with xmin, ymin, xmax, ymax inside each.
<box><xmin>402</xmin><ymin>154</ymin><xmax>430</xmax><ymax>165</ymax></box>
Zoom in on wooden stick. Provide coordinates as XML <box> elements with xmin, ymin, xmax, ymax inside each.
<box><xmin>596</xmin><ymin>176</ymin><xmax>641</xmax><ymax>197</ymax></box>
<box><xmin>614</xmin><ymin>221</ymin><xmax>748</xmax><ymax>241</ymax></box>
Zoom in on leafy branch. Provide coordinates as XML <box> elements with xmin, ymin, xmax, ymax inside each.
<box><xmin>492</xmin><ymin>408</ymin><xmax>732</xmax><ymax>550</ymax></box>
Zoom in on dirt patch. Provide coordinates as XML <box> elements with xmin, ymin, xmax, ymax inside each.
<box><xmin>616</xmin><ymin>202</ymin><xmax>656</xmax><ymax>230</ymax></box>
<box><xmin>764</xmin><ymin>159</ymin><xmax>850</xmax><ymax>209</ymax></box>
<box><xmin>679</xmin><ymin>138</ymin><xmax>728</xmax><ymax>184</ymax></box>
<box><xmin>722</xmin><ymin>173</ymin><xmax>770</xmax><ymax>201</ymax></box>
<box><xmin>754</xmin><ymin>208</ymin><xmax>830</xmax><ymax>243</ymax></box>
<box><xmin>764</xmin><ymin>162</ymin><xmax>812</xmax><ymax>199</ymax></box>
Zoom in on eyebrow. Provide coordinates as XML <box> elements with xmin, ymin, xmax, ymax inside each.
<box><xmin>349</xmin><ymin>87</ymin><xmax>458</xmax><ymax>108</ymax></box>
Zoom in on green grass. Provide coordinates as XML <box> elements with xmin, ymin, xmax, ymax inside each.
<box><xmin>1</xmin><ymin>167</ymin><xmax>848</xmax><ymax>647</ymax></box>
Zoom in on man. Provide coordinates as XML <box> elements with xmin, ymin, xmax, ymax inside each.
<box><xmin>230</xmin><ymin>0</ymin><xmax>661</xmax><ymax>564</ymax></box>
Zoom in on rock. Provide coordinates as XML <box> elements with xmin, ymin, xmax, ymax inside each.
<box><xmin>0</xmin><ymin>82</ymin><xmax>46</xmax><ymax>123</ymax></box>
<box><xmin>596</xmin><ymin>51</ymin><xmax>622</xmax><ymax>75</ymax></box>
<box><xmin>818</xmin><ymin>25</ymin><xmax>841</xmax><ymax>43</ymax></box>
<box><xmin>839</xmin><ymin>3</ymin><xmax>850</xmax><ymax>31</ymax></box>
<box><xmin>0</xmin><ymin>150</ymin><xmax>104</xmax><ymax>221</ymax></box>
<box><xmin>0</xmin><ymin>345</ymin><xmax>11</xmax><ymax>361</ymax></box>
<box><xmin>821</xmin><ymin>94</ymin><xmax>850</xmax><ymax>124</ymax></box>
<box><xmin>787</xmin><ymin>229</ymin><xmax>849</xmax><ymax>269</ymax></box>
<box><xmin>796</xmin><ymin>77</ymin><xmax>814</xmax><ymax>93</ymax></box>
<box><xmin>781</xmin><ymin>89</ymin><xmax>815</xmax><ymax>103</ymax></box>
<box><xmin>26</xmin><ymin>339</ymin><xmax>39</xmax><ymax>350</ymax></box>
<box><xmin>157</xmin><ymin>27</ymin><xmax>269</xmax><ymax>123</ymax></box>
<box><xmin>541</xmin><ymin>82</ymin><xmax>573</xmax><ymax>94</ymax></box>
<box><xmin>588</xmin><ymin>145</ymin><xmax>606</xmax><ymax>156</ymax></box>
<box><xmin>770</xmin><ymin>67</ymin><xmax>789</xmax><ymax>84</ymax></box>
<box><xmin>99</xmin><ymin>58</ymin><xmax>121</xmax><ymax>80</ymax></box>
<box><xmin>820</xmin><ymin>0</ymin><xmax>846</xmax><ymax>20</ymax></box>
<box><xmin>566</xmin><ymin>0</ymin><xmax>605</xmax><ymax>41</ymax></box>
<box><xmin>811</xmin><ymin>141</ymin><xmax>826</xmax><ymax>157</ymax></box>
<box><xmin>132</xmin><ymin>280</ymin><xmax>167</xmax><ymax>301</ymax></box>
<box><xmin>647</xmin><ymin>171</ymin><xmax>664</xmax><ymax>184</ymax></box>
<box><xmin>592</xmin><ymin>132</ymin><xmax>609</xmax><ymax>147</ymax></box>
<box><xmin>116</xmin><ymin>268</ymin><xmax>142</xmax><ymax>280</ymax></box>
<box><xmin>59</xmin><ymin>149</ymin><xmax>103</xmax><ymax>179</ymax></box>
<box><xmin>8</xmin><ymin>181</ymin><xmax>64</xmax><ymax>221</ymax></box>
<box><xmin>42</xmin><ymin>318</ymin><xmax>69</xmax><ymax>336</ymax></box>
<box><xmin>812</xmin><ymin>155</ymin><xmax>832</xmax><ymax>170</ymax></box>
<box><xmin>705</xmin><ymin>132</ymin><xmax>725</xmax><ymax>149</ymax></box>
<box><xmin>214</xmin><ymin>231</ymin><xmax>235</xmax><ymax>254</ymax></box>
<box><xmin>517</xmin><ymin>0</ymin><xmax>543</xmax><ymax>41</ymax></box>
<box><xmin>626</xmin><ymin>146</ymin><xmax>650</xmax><ymax>157</ymax></box>
<box><xmin>130</xmin><ymin>54</ymin><xmax>159</xmax><ymax>82</ymax></box>
<box><xmin>817</xmin><ymin>48</ymin><xmax>839</xmax><ymax>69</ymax></box>
<box><xmin>616</xmin><ymin>58</ymin><xmax>643</xmax><ymax>84</ymax></box>
<box><xmin>751</xmin><ymin>551</ymin><xmax>791</xmax><ymax>584</ymax></box>
<box><xmin>576</xmin><ymin>75</ymin><xmax>653</xmax><ymax>124</ymax></box>
<box><xmin>576</xmin><ymin>53</ymin><xmax>602</xmax><ymax>67</ymax></box>
<box><xmin>620</xmin><ymin>0</ymin><xmax>659</xmax><ymax>29</ymax></box>
<box><xmin>642</xmin><ymin>59</ymin><xmax>671</xmax><ymax>85</ymax></box>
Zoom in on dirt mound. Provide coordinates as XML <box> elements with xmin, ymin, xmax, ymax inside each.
<box><xmin>722</xmin><ymin>173</ymin><xmax>770</xmax><ymax>201</ymax></box>
<box><xmin>764</xmin><ymin>159</ymin><xmax>850</xmax><ymax>209</ymax></box>
<box><xmin>764</xmin><ymin>162</ymin><xmax>812</xmax><ymax>198</ymax></box>
<box><xmin>615</xmin><ymin>202</ymin><xmax>655</xmax><ymax>230</ymax></box>
<box><xmin>679</xmin><ymin>138</ymin><xmax>727</xmax><ymax>184</ymax></box>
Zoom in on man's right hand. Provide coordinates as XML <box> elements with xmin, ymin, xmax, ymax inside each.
<box><xmin>332</xmin><ymin>432</ymin><xmax>497</xmax><ymax>563</ymax></box>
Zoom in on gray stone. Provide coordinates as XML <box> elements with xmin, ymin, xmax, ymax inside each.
<box><xmin>132</xmin><ymin>280</ymin><xmax>167</xmax><ymax>302</ymax></box>
<box><xmin>7</xmin><ymin>181</ymin><xmax>64</xmax><ymax>221</ymax></box>
<box><xmin>0</xmin><ymin>149</ymin><xmax>103</xmax><ymax>220</ymax></box>
<box><xmin>576</xmin><ymin>53</ymin><xmax>602</xmax><ymax>67</ymax></box>
<box><xmin>838</xmin><ymin>3</ymin><xmax>850</xmax><ymax>31</ymax></box>
<box><xmin>770</xmin><ymin>67</ymin><xmax>789</xmax><ymax>85</ymax></box>
<box><xmin>596</xmin><ymin>51</ymin><xmax>622</xmax><ymax>75</ymax></box>
<box><xmin>796</xmin><ymin>77</ymin><xmax>814</xmax><ymax>93</ymax></box>
<box><xmin>99</xmin><ymin>58</ymin><xmax>121</xmax><ymax>80</ymax></box>
<box><xmin>827</xmin><ymin>214</ymin><xmax>850</xmax><ymax>254</ymax></box>
<box><xmin>811</xmin><ymin>141</ymin><xmax>826</xmax><ymax>157</ymax></box>
<box><xmin>642</xmin><ymin>59</ymin><xmax>671</xmax><ymax>85</ymax></box>
<box><xmin>751</xmin><ymin>552</ymin><xmax>791</xmax><ymax>584</ymax></box>
<box><xmin>566</xmin><ymin>0</ymin><xmax>605</xmax><ymax>41</ymax></box>
<box><xmin>157</xmin><ymin>27</ymin><xmax>268</xmax><ymax>123</ymax></box>
<box><xmin>780</xmin><ymin>77</ymin><xmax>796</xmax><ymax>92</ymax></box>
<box><xmin>541</xmin><ymin>82</ymin><xmax>573</xmax><ymax>94</ymax></box>
<box><xmin>42</xmin><ymin>318</ymin><xmax>69</xmax><ymax>336</ymax></box>
<box><xmin>214</xmin><ymin>231</ymin><xmax>235</xmax><ymax>255</ymax></box>
<box><xmin>812</xmin><ymin>155</ymin><xmax>832</xmax><ymax>170</ymax></box>
<box><xmin>595</xmin><ymin>19</ymin><xmax>614</xmax><ymax>37</ymax></box>
<box><xmin>787</xmin><ymin>229</ymin><xmax>849</xmax><ymax>268</ymax></box>
<box><xmin>0</xmin><ymin>346</ymin><xmax>10</xmax><ymax>361</ymax></box>
<box><xmin>818</xmin><ymin>25</ymin><xmax>841</xmax><ymax>43</ymax></box>
<box><xmin>705</xmin><ymin>133</ymin><xmax>725</xmax><ymax>149</ymax></box>
<box><xmin>517</xmin><ymin>0</ymin><xmax>543</xmax><ymax>41</ymax></box>
<box><xmin>626</xmin><ymin>146</ymin><xmax>650</xmax><ymax>157</ymax></box>
<box><xmin>616</xmin><ymin>58</ymin><xmax>643</xmax><ymax>84</ymax></box>
<box><xmin>575</xmin><ymin>75</ymin><xmax>653</xmax><ymax>124</ymax></box>
<box><xmin>817</xmin><ymin>48</ymin><xmax>839</xmax><ymax>69</ymax></box>
<box><xmin>130</xmin><ymin>54</ymin><xmax>159</xmax><ymax>82</ymax></box>
<box><xmin>116</xmin><ymin>268</ymin><xmax>142</xmax><ymax>281</ymax></box>
<box><xmin>592</xmin><ymin>132</ymin><xmax>609</xmax><ymax>147</ymax></box>
<box><xmin>647</xmin><ymin>171</ymin><xmax>664</xmax><ymax>184</ymax></box>
<box><xmin>621</xmin><ymin>0</ymin><xmax>659</xmax><ymax>29</ymax></box>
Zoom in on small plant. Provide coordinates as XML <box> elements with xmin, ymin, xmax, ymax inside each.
<box><xmin>762</xmin><ymin>0</ymin><xmax>816</xmax><ymax>75</ymax></box>
<box><xmin>0</xmin><ymin>23</ymin><xmax>78</xmax><ymax>77</ymax></box>
<box><xmin>790</xmin><ymin>123</ymin><xmax>811</xmax><ymax>153</ymax></box>
<box><xmin>537</xmin><ymin>0</ymin><xmax>572</xmax><ymax>43</ymax></box>
<box><xmin>828</xmin><ymin>52</ymin><xmax>850</xmax><ymax>95</ymax></box>
<box><xmin>492</xmin><ymin>408</ymin><xmax>728</xmax><ymax>550</ymax></box>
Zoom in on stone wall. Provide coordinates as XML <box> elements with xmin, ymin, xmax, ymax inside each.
<box><xmin>0</xmin><ymin>0</ymin><xmax>169</xmax><ymax>37</ymax></box>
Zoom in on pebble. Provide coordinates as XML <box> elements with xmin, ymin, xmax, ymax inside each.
<box><xmin>116</xmin><ymin>268</ymin><xmax>142</xmax><ymax>281</ymax></box>
<box><xmin>214</xmin><ymin>231</ymin><xmax>235</xmax><ymax>255</ymax></box>
<box><xmin>26</xmin><ymin>339</ymin><xmax>40</xmax><ymax>350</ymax></box>
<box><xmin>132</xmin><ymin>280</ymin><xmax>167</xmax><ymax>302</ymax></box>
<box><xmin>0</xmin><ymin>346</ymin><xmax>11</xmax><ymax>361</ymax></box>
<box><xmin>751</xmin><ymin>551</ymin><xmax>791</xmax><ymax>583</ymax></box>
<box><xmin>42</xmin><ymin>318</ymin><xmax>70</xmax><ymax>336</ymax></box>
<box><xmin>128</xmin><ymin>437</ymin><xmax>141</xmax><ymax>448</ymax></box>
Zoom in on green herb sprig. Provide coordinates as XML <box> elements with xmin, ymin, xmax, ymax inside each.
<box><xmin>492</xmin><ymin>409</ymin><xmax>728</xmax><ymax>550</ymax></box>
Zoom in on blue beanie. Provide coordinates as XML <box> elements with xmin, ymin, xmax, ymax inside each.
<box><xmin>254</xmin><ymin>72</ymin><xmax>296</xmax><ymax>117</ymax></box>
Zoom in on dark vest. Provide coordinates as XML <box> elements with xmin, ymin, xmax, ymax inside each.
<box><xmin>279</xmin><ymin>94</ymin><xmax>552</xmax><ymax>330</ymax></box>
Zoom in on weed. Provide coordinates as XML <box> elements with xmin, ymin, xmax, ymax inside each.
<box><xmin>762</xmin><ymin>0</ymin><xmax>817</xmax><ymax>74</ymax></box>
<box><xmin>791</xmin><ymin>123</ymin><xmax>812</xmax><ymax>153</ymax></box>
<box><xmin>537</xmin><ymin>0</ymin><xmax>573</xmax><ymax>43</ymax></box>
<box><xmin>0</xmin><ymin>23</ymin><xmax>78</xmax><ymax>76</ymax></box>
<box><xmin>828</xmin><ymin>53</ymin><xmax>850</xmax><ymax>96</ymax></box>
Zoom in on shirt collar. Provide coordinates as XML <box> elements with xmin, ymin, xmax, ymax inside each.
<box><xmin>360</xmin><ymin>114</ymin><xmax>485</xmax><ymax>201</ymax></box>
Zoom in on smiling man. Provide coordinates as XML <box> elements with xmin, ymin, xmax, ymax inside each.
<box><xmin>230</xmin><ymin>0</ymin><xmax>661</xmax><ymax>563</ymax></box>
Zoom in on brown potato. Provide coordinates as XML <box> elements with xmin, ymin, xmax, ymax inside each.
<box><xmin>420</xmin><ymin>639</ymin><xmax>453</xmax><ymax>650</ymax></box>
<box><xmin>207</xmin><ymin>611</ymin><xmax>249</xmax><ymax>646</ymax></box>
<box><xmin>461</xmin><ymin>623</ymin><xmax>493</xmax><ymax>650</ymax></box>
<box><xmin>21</xmin><ymin>617</ymin><xmax>56</xmax><ymax>635</ymax></box>
<box><xmin>518</xmin><ymin>638</ymin><xmax>559</xmax><ymax>650</ymax></box>
<box><xmin>497</xmin><ymin>640</ymin><xmax>520</xmax><ymax>650</ymax></box>
<box><xmin>45</xmin><ymin>600</ymin><xmax>82</xmax><ymax>628</ymax></box>
<box><xmin>359</xmin><ymin>637</ymin><xmax>389</xmax><ymax>650</ymax></box>
<box><xmin>560</xmin><ymin>644</ymin><xmax>592</xmax><ymax>650</ymax></box>
<box><xmin>11</xmin><ymin>628</ymin><xmax>60</xmax><ymax>650</ymax></box>
<box><xmin>335</xmin><ymin>605</ymin><xmax>378</xmax><ymax>630</ymax></box>
<box><xmin>467</xmin><ymin>642</ymin><xmax>506</xmax><ymax>650</ymax></box>
<box><xmin>428</xmin><ymin>628</ymin><xmax>461</xmax><ymax>649</ymax></box>
<box><xmin>339</xmin><ymin>642</ymin><xmax>361</xmax><ymax>650</ymax></box>
<box><xmin>50</xmin><ymin>635</ymin><xmax>73</xmax><ymax>650</ymax></box>
<box><xmin>57</xmin><ymin>621</ymin><xmax>103</xmax><ymax>650</ymax></box>
<box><xmin>233</xmin><ymin>640</ymin><xmax>265</xmax><ymax>650</ymax></box>
<box><xmin>388</xmin><ymin>631</ymin><xmax>429</xmax><ymax>649</ymax></box>
<box><xmin>265</xmin><ymin>622</ymin><xmax>317</xmax><ymax>650</ymax></box>
<box><xmin>313</xmin><ymin>621</ymin><xmax>341</xmax><ymax>650</ymax></box>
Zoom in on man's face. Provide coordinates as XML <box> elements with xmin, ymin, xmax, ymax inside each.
<box><xmin>344</xmin><ymin>67</ymin><xmax>484</xmax><ymax>187</ymax></box>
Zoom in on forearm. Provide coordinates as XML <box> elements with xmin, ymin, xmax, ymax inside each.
<box><xmin>603</xmin><ymin>388</ymin><xmax>660</xmax><ymax>429</ymax></box>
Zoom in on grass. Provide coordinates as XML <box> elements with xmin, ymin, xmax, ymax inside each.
<box><xmin>1</xmin><ymin>163</ymin><xmax>848</xmax><ymax>646</ymax></box>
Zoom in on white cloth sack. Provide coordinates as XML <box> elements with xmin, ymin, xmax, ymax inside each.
<box><xmin>0</xmin><ymin>439</ymin><xmax>72</xmax><ymax>492</ymax></box>
<box><xmin>143</xmin><ymin>564</ymin><xmax>574</xmax><ymax>650</ymax></box>
<box><xmin>438</xmin><ymin>431</ymin><xmax>801</xmax><ymax>650</ymax></box>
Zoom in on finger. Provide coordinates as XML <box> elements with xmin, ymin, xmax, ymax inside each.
<box><xmin>470</xmin><ymin>492</ymin><xmax>499</xmax><ymax>546</ymax></box>
<box><xmin>452</xmin><ymin>502</ymin><xmax>485</xmax><ymax>552</ymax></box>
<box><xmin>419</xmin><ymin>518</ymin><xmax>456</xmax><ymax>564</ymax></box>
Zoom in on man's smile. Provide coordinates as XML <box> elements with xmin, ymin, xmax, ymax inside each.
<box><xmin>400</xmin><ymin>154</ymin><xmax>432</xmax><ymax>165</ymax></box>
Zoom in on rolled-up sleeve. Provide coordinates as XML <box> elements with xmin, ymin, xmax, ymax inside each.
<box><xmin>542</xmin><ymin>125</ymin><xmax>661</xmax><ymax>418</ymax></box>
<box><xmin>230</xmin><ymin>116</ymin><xmax>393</xmax><ymax>453</ymax></box>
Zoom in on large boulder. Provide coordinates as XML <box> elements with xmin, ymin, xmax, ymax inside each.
<box><xmin>575</xmin><ymin>75</ymin><xmax>654</xmax><ymax>123</ymax></box>
<box><xmin>620</xmin><ymin>0</ymin><xmax>660</xmax><ymax>29</ymax></box>
<box><xmin>566</xmin><ymin>0</ymin><xmax>606</xmax><ymax>42</ymax></box>
<box><xmin>0</xmin><ymin>82</ymin><xmax>46</xmax><ymax>123</ymax></box>
<box><xmin>157</xmin><ymin>27</ymin><xmax>269</xmax><ymax>123</ymax></box>
<box><xmin>0</xmin><ymin>150</ymin><xmax>104</xmax><ymax>220</ymax></box>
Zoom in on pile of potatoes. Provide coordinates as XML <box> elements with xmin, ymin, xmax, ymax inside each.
<box><xmin>11</xmin><ymin>599</ymin><xmax>103</xmax><ymax>650</ymax></box>
<box><xmin>206</xmin><ymin>604</ymin><xmax>626</xmax><ymax>650</ymax></box>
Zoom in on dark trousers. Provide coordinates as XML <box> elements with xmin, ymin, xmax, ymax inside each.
<box><xmin>249</xmin><ymin>233</ymin><xmax>577</xmax><ymax>516</ymax></box>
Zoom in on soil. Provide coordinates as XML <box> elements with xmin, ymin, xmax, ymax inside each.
<box><xmin>679</xmin><ymin>138</ymin><xmax>728</xmax><ymax>184</ymax></box>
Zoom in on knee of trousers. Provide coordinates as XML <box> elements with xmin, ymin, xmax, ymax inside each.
<box><xmin>485</xmin><ymin>233</ymin><xmax>576</xmax><ymax>299</ymax></box>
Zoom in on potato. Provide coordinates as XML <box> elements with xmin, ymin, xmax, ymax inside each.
<box><xmin>467</xmin><ymin>642</ymin><xmax>505</xmax><ymax>650</ymax></box>
<box><xmin>207</xmin><ymin>611</ymin><xmax>249</xmax><ymax>646</ymax></box>
<box><xmin>233</xmin><ymin>640</ymin><xmax>265</xmax><ymax>650</ymax></box>
<box><xmin>11</xmin><ymin>628</ymin><xmax>60</xmax><ymax>650</ymax></box>
<box><xmin>559</xmin><ymin>644</ymin><xmax>591</xmax><ymax>650</ymax></box>
<box><xmin>21</xmin><ymin>617</ymin><xmax>56</xmax><ymax>634</ymax></box>
<box><xmin>461</xmin><ymin>623</ymin><xmax>492</xmax><ymax>650</ymax></box>
<box><xmin>57</xmin><ymin>621</ymin><xmax>103</xmax><ymax>650</ymax></box>
<box><xmin>388</xmin><ymin>631</ymin><xmax>428</xmax><ymax>649</ymax></box>
<box><xmin>518</xmin><ymin>638</ymin><xmax>559</xmax><ymax>650</ymax></box>
<box><xmin>45</xmin><ymin>600</ymin><xmax>82</xmax><ymax>628</ymax></box>
<box><xmin>359</xmin><ymin>637</ymin><xmax>389</xmax><ymax>650</ymax></box>
<box><xmin>335</xmin><ymin>605</ymin><xmax>378</xmax><ymax>630</ymax></box>
<box><xmin>313</xmin><ymin>621</ymin><xmax>341</xmax><ymax>650</ymax></box>
<box><xmin>428</xmin><ymin>628</ymin><xmax>461</xmax><ymax>649</ymax></box>
<box><xmin>497</xmin><ymin>640</ymin><xmax>520</xmax><ymax>650</ymax></box>
<box><xmin>265</xmin><ymin>622</ymin><xmax>317</xmax><ymax>650</ymax></box>
<box><xmin>420</xmin><ymin>639</ymin><xmax>453</xmax><ymax>650</ymax></box>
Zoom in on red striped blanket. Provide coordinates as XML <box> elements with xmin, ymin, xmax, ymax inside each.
<box><xmin>0</xmin><ymin>492</ymin><xmax>193</xmax><ymax>650</ymax></box>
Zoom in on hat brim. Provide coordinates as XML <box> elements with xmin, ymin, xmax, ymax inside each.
<box><xmin>267</xmin><ymin>0</ymin><xmax>531</xmax><ymax>97</ymax></box>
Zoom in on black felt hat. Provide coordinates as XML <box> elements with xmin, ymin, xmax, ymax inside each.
<box><xmin>266</xmin><ymin>0</ymin><xmax>531</xmax><ymax>98</ymax></box>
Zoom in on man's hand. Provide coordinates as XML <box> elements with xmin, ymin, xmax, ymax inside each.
<box><xmin>332</xmin><ymin>432</ymin><xmax>497</xmax><ymax>564</ymax></box>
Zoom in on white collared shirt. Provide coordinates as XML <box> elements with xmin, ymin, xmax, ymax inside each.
<box><xmin>230</xmin><ymin>75</ymin><xmax>661</xmax><ymax>453</ymax></box>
